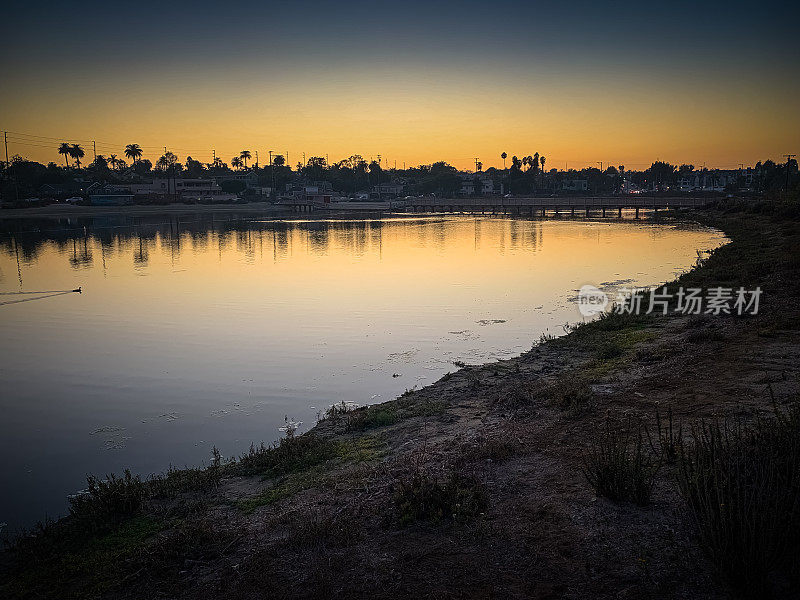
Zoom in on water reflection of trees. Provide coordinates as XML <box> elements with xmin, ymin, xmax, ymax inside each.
<box><xmin>0</xmin><ymin>214</ymin><xmax>543</xmax><ymax>272</ymax></box>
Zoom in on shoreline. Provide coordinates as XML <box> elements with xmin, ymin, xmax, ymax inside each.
<box><xmin>2</xmin><ymin>206</ymin><xmax>799</xmax><ymax>599</ymax></box>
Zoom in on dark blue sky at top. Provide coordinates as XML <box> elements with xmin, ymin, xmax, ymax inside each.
<box><xmin>3</xmin><ymin>0</ymin><xmax>798</xmax><ymax>79</ymax></box>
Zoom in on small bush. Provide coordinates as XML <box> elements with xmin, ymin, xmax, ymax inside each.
<box><xmin>346</xmin><ymin>405</ymin><xmax>401</xmax><ymax>430</ymax></box>
<box><xmin>676</xmin><ymin>403</ymin><xmax>800</xmax><ymax>597</ymax></box>
<box><xmin>582</xmin><ymin>419</ymin><xmax>659</xmax><ymax>505</ymax></box>
<box><xmin>68</xmin><ymin>470</ymin><xmax>146</xmax><ymax>534</ymax></box>
<box><xmin>394</xmin><ymin>470</ymin><xmax>487</xmax><ymax>526</ymax></box>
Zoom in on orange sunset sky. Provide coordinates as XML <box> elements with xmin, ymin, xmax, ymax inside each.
<box><xmin>1</xmin><ymin>1</ymin><xmax>798</xmax><ymax>171</ymax></box>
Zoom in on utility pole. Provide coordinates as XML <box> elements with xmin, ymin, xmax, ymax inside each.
<box><xmin>269</xmin><ymin>150</ymin><xmax>275</xmax><ymax>198</ymax></box>
<box><xmin>3</xmin><ymin>131</ymin><xmax>8</xmax><ymax>166</ymax></box>
<box><xmin>784</xmin><ymin>154</ymin><xmax>796</xmax><ymax>193</ymax></box>
<box><xmin>92</xmin><ymin>140</ymin><xmax>96</xmax><ymax>162</ymax></box>
<box><xmin>474</xmin><ymin>157</ymin><xmax>480</xmax><ymax>172</ymax></box>
<box><xmin>255</xmin><ymin>151</ymin><xmax>259</xmax><ymax>169</ymax></box>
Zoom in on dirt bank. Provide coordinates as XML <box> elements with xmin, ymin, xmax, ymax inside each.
<box><xmin>2</xmin><ymin>207</ymin><xmax>799</xmax><ymax>599</ymax></box>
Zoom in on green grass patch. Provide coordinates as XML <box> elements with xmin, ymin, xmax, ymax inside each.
<box><xmin>326</xmin><ymin>396</ymin><xmax>448</xmax><ymax>431</ymax></box>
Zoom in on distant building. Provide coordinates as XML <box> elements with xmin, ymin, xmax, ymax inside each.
<box><xmin>125</xmin><ymin>179</ymin><xmax>236</xmax><ymax>202</ymax></box>
<box><xmin>460</xmin><ymin>173</ymin><xmax>495</xmax><ymax>195</ymax></box>
<box><xmin>620</xmin><ymin>180</ymin><xmax>643</xmax><ymax>194</ymax></box>
<box><xmin>214</xmin><ymin>172</ymin><xmax>259</xmax><ymax>188</ymax></box>
<box><xmin>373</xmin><ymin>182</ymin><xmax>405</xmax><ymax>197</ymax></box>
<box><xmin>562</xmin><ymin>179</ymin><xmax>588</xmax><ymax>191</ymax></box>
<box><xmin>678</xmin><ymin>171</ymin><xmax>738</xmax><ymax>193</ymax></box>
<box><xmin>39</xmin><ymin>181</ymin><xmax>91</xmax><ymax>199</ymax></box>
<box><xmin>284</xmin><ymin>181</ymin><xmax>334</xmax><ymax>204</ymax></box>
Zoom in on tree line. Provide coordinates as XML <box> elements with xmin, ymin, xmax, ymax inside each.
<box><xmin>1</xmin><ymin>142</ymin><xmax>797</xmax><ymax>202</ymax></box>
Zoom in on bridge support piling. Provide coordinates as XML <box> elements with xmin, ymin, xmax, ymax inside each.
<box><xmin>618</xmin><ymin>207</ymin><xmax>622</xmax><ymax>218</ymax></box>
<box><xmin>635</xmin><ymin>208</ymin><xmax>640</xmax><ymax>219</ymax></box>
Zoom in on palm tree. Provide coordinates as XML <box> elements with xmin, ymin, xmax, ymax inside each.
<box><xmin>125</xmin><ymin>143</ymin><xmax>143</xmax><ymax>164</ymax></box>
<box><xmin>501</xmin><ymin>152</ymin><xmax>507</xmax><ymax>170</ymax></box>
<box><xmin>231</xmin><ymin>156</ymin><xmax>243</xmax><ymax>170</ymax></box>
<box><xmin>239</xmin><ymin>150</ymin><xmax>251</xmax><ymax>169</ymax></box>
<box><xmin>69</xmin><ymin>144</ymin><xmax>85</xmax><ymax>168</ymax></box>
<box><xmin>109</xmin><ymin>154</ymin><xmax>119</xmax><ymax>170</ymax></box>
<box><xmin>58</xmin><ymin>142</ymin><xmax>72</xmax><ymax>167</ymax></box>
<box><xmin>541</xmin><ymin>155</ymin><xmax>546</xmax><ymax>172</ymax></box>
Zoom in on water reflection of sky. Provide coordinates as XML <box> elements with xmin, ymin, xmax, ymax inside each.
<box><xmin>0</xmin><ymin>214</ymin><xmax>727</xmax><ymax>531</ymax></box>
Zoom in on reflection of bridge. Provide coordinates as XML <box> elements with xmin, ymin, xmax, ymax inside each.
<box><xmin>407</xmin><ymin>196</ymin><xmax>710</xmax><ymax>217</ymax></box>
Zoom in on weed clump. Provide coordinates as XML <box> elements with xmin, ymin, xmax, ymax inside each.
<box><xmin>393</xmin><ymin>470</ymin><xmax>487</xmax><ymax>526</ymax></box>
<box><xmin>68</xmin><ymin>470</ymin><xmax>146</xmax><ymax>534</ymax></box>
<box><xmin>676</xmin><ymin>403</ymin><xmax>800</xmax><ymax>597</ymax></box>
<box><xmin>582</xmin><ymin>418</ymin><xmax>659</xmax><ymax>506</ymax></box>
<box><xmin>547</xmin><ymin>376</ymin><xmax>593</xmax><ymax>413</ymax></box>
<box><xmin>234</xmin><ymin>434</ymin><xmax>339</xmax><ymax>478</ymax></box>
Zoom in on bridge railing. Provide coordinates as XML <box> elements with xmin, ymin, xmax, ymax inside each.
<box><xmin>413</xmin><ymin>196</ymin><xmax>709</xmax><ymax>208</ymax></box>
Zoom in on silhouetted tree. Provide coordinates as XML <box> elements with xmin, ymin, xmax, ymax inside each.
<box><xmin>58</xmin><ymin>143</ymin><xmax>71</xmax><ymax>167</ymax></box>
<box><xmin>69</xmin><ymin>144</ymin><xmax>85</xmax><ymax>168</ymax></box>
<box><xmin>240</xmin><ymin>150</ymin><xmax>251</xmax><ymax>169</ymax></box>
<box><xmin>125</xmin><ymin>144</ymin><xmax>143</xmax><ymax>164</ymax></box>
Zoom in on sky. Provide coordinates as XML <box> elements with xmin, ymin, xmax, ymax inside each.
<box><xmin>1</xmin><ymin>0</ymin><xmax>798</xmax><ymax>171</ymax></box>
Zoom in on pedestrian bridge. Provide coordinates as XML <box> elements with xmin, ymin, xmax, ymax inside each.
<box><xmin>281</xmin><ymin>196</ymin><xmax>712</xmax><ymax>216</ymax></box>
<box><xmin>407</xmin><ymin>196</ymin><xmax>710</xmax><ymax>217</ymax></box>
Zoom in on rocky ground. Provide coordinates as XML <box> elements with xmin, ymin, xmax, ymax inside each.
<box><xmin>2</xmin><ymin>205</ymin><xmax>799</xmax><ymax>599</ymax></box>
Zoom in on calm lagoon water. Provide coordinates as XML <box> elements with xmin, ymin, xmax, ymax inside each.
<box><xmin>0</xmin><ymin>213</ymin><xmax>727</xmax><ymax>530</ymax></box>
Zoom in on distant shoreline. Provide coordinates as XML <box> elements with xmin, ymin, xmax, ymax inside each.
<box><xmin>0</xmin><ymin>202</ymin><xmax>292</xmax><ymax>220</ymax></box>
